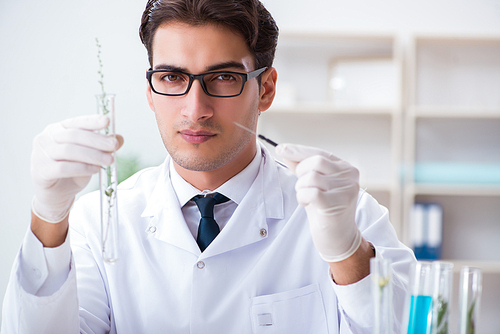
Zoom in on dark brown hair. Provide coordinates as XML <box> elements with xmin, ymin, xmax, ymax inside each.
<box><xmin>139</xmin><ymin>0</ymin><xmax>279</xmax><ymax>70</ymax></box>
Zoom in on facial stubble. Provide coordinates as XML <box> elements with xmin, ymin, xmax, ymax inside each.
<box><xmin>162</xmin><ymin>112</ymin><xmax>257</xmax><ymax>172</ymax></box>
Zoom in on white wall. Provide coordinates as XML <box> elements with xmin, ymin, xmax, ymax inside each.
<box><xmin>1</xmin><ymin>0</ymin><xmax>499</xmax><ymax>326</ymax></box>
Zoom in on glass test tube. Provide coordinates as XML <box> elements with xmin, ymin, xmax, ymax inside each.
<box><xmin>370</xmin><ymin>257</ymin><xmax>393</xmax><ymax>334</ymax></box>
<box><xmin>458</xmin><ymin>267</ymin><xmax>482</xmax><ymax>334</ymax></box>
<box><xmin>406</xmin><ymin>261</ymin><xmax>434</xmax><ymax>334</ymax></box>
<box><xmin>430</xmin><ymin>261</ymin><xmax>453</xmax><ymax>334</ymax></box>
<box><xmin>96</xmin><ymin>94</ymin><xmax>118</xmax><ymax>263</ymax></box>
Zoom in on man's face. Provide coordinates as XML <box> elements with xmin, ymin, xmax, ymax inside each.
<box><xmin>147</xmin><ymin>22</ymin><xmax>263</xmax><ymax>173</ymax></box>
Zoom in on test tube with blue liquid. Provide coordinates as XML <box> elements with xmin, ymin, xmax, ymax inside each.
<box><xmin>406</xmin><ymin>262</ymin><xmax>433</xmax><ymax>334</ymax></box>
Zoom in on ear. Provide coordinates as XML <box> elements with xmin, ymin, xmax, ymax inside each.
<box><xmin>146</xmin><ymin>81</ymin><xmax>155</xmax><ymax>111</ymax></box>
<box><xmin>258</xmin><ymin>67</ymin><xmax>277</xmax><ymax>112</ymax></box>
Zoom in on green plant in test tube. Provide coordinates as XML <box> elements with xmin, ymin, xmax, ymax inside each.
<box><xmin>96</xmin><ymin>38</ymin><xmax>118</xmax><ymax>263</ymax></box>
<box><xmin>458</xmin><ymin>267</ymin><xmax>482</xmax><ymax>334</ymax></box>
<box><xmin>466</xmin><ymin>299</ymin><xmax>476</xmax><ymax>334</ymax></box>
<box><xmin>371</xmin><ymin>257</ymin><xmax>393</xmax><ymax>334</ymax></box>
<box><xmin>434</xmin><ymin>296</ymin><xmax>449</xmax><ymax>334</ymax></box>
<box><xmin>430</xmin><ymin>262</ymin><xmax>453</xmax><ymax>334</ymax></box>
<box><xmin>405</xmin><ymin>261</ymin><xmax>453</xmax><ymax>334</ymax></box>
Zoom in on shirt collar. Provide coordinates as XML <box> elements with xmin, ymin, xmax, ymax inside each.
<box><xmin>169</xmin><ymin>144</ymin><xmax>263</xmax><ymax>207</ymax></box>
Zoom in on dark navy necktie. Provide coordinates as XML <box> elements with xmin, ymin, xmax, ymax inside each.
<box><xmin>192</xmin><ymin>193</ymin><xmax>230</xmax><ymax>252</ymax></box>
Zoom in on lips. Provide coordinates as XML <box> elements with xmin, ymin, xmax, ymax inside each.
<box><xmin>179</xmin><ymin>129</ymin><xmax>216</xmax><ymax>144</ymax></box>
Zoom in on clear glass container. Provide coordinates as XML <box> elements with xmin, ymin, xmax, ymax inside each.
<box><xmin>404</xmin><ymin>261</ymin><xmax>454</xmax><ymax>334</ymax></box>
<box><xmin>430</xmin><ymin>261</ymin><xmax>453</xmax><ymax>334</ymax></box>
<box><xmin>406</xmin><ymin>261</ymin><xmax>434</xmax><ymax>334</ymax></box>
<box><xmin>370</xmin><ymin>257</ymin><xmax>393</xmax><ymax>334</ymax></box>
<box><xmin>458</xmin><ymin>267</ymin><xmax>482</xmax><ymax>334</ymax></box>
<box><xmin>96</xmin><ymin>94</ymin><xmax>118</xmax><ymax>263</ymax></box>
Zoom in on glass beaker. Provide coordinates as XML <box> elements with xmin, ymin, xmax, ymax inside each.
<box><xmin>406</xmin><ymin>261</ymin><xmax>434</xmax><ymax>334</ymax></box>
<box><xmin>458</xmin><ymin>267</ymin><xmax>482</xmax><ymax>334</ymax></box>
<box><xmin>430</xmin><ymin>261</ymin><xmax>453</xmax><ymax>334</ymax></box>
<box><xmin>370</xmin><ymin>257</ymin><xmax>393</xmax><ymax>334</ymax></box>
<box><xmin>96</xmin><ymin>94</ymin><xmax>118</xmax><ymax>263</ymax></box>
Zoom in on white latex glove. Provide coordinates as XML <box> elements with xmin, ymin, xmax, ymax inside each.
<box><xmin>275</xmin><ymin>143</ymin><xmax>362</xmax><ymax>263</ymax></box>
<box><xmin>31</xmin><ymin>115</ymin><xmax>122</xmax><ymax>223</ymax></box>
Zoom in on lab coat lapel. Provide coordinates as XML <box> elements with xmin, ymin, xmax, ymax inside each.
<box><xmin>141</xmin><ymin>158</ymin><xmax>201</xmax><ymax>256</ymax></box>
<box><xmin>140</xmin><ymin>146</ymin><xmax>285</xmax><ymax>258</ymax></box>
<box><xmin>201</xmin><ymin>146</ymin><xmax>285</xmax><ymax>258</ymax></box>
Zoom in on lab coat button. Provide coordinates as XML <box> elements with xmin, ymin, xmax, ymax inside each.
<box><xmin>148</xmin><ymin>226</ymin><xmax>157</xmax><ymax>233</ymax></box>
<box><xmin>258</xmin><ymin>313</ymin><xmax>273</xmax><ymax>326</ymax></box>
<box><xmin>260</xmin><ymin>228</ymin><xmax>267</xmax><ymax>237</ymax></box>
<box><xmin>197</xmin><ymin>261</ymin><xmax>205</xmax><ymax>269</ymax></box>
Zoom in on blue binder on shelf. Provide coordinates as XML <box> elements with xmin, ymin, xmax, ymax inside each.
<box><xmin>411</xmin><ymin>203</ymin><xmax>443</xmax><ymax>260</ymax></box>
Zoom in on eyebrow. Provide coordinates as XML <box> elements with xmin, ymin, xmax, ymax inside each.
<box><xmin>153</xmin><ymin>61</ymin><xmax>247</xmax><ymax>73</ymax></box>
<box><xmin>206</xmin><ymin>61</ymin><xmax>246</xmax><ymax>72</ymax></box>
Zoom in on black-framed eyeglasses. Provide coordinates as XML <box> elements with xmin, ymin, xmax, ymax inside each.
<box><xmin>146</xmin><ymin>67</ymin><xmax>268</xmax><ymax>98</ymax></box>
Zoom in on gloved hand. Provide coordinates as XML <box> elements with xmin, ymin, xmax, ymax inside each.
<box><xmin>275</xmin><ymin>143</ymin><xmax>362</xmax><ymax>263</ymax></box>
<box><xmin>31</xmin><ymin>115</ymin><xmax>123</xmax><ymax>223</ymax></box>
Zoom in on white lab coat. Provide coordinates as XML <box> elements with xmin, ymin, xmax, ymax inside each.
<box><xmin>2</xmin><ymin>144</ymin><xmax>415</xmax><ymax>333</ymax></box>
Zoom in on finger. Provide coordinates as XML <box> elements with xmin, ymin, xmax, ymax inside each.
<box><xmin>36</xmin><ymin>135</ymin><xmax>114</xmax><ymax>167</ymax></box>
<box><xmin>115</xmin><ymin>134</ymin><xmax>125</xmax><ymax>151</ymax></box>
<box><xmin>46</xmin><ymin>161</ymin><xmax>100</xmax><ymax>181</ymax></box>
<box><xmin>281</xmin><ymin>158</ymin><xmax>299</xmax><ymax>174</ymax></box>
<box><xmin>294</xmin><ymin>155</ymin><xmax>355</xmax><ymax>179</ymax></box>
<box><xmin>296</xmin><ymin>184</ymin><xmax>358</xmax><ymax>210</ymax></box>
<box><xmin>295</xmin><ymin>169</ymin><xmax>355</xmax><ymax>192</ymax></box>
<box><xmin>296</xmin><ymin>187</ymin><xmax>334</xmax><ymax>208</ymax></box>
<box><xmin>33</xmin><ymin>159</ymin><xmax>101</xmax><ymax>183</ymax></box>
<box><xmin>45</xmin><ymin>143</ymin><xmax>114</xmax><ymax>166</ymax></box>
<box><xmin>50</xmin><ymin>125</ymin><xmax>119</xmax><ymax>152</ymax></box>
<box><xmin>275</xmin><ymin>143</ymin><xmax>341</xmax><ymax>164</ymax></box>
<box><xmin>60</xmin><ymin>114</ymin><xmax>110</xmax><ymax>131</ymax></box>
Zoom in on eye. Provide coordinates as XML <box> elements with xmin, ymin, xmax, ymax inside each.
<box><xmin>158</xmin><ymin>72</ymin><xmax>186</xmax><ymax>83</ymax></box>
<box><xmin>215</xmin><ymin>73</ymin><xmax>237</xmax><ymax>81</ymax></box>
<box><xmin>162</xmin><ymin>74</ymin><xmax>180</xmax><ymax>82</ymax></box>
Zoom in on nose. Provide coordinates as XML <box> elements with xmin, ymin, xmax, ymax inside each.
<box><xmin>181</xmin><ymin>79</ymin><xmax>214</xmax><ymax>122</ymax></box>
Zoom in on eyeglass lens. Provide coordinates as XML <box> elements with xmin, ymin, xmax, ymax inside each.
<box><xmin>150</xmin><ymin>72</ymin><xmax>244</xmax><ymax>97</ymax></box>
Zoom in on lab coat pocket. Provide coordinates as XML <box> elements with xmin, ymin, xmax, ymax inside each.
<box><xmin>251</xmin><ymin>283</ymin><xmax>328</xmax><ymax>334</ymax></box>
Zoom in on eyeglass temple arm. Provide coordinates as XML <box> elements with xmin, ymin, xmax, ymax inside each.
<box><xmin>247</xmin><ymin>67</ymin><xmax>268</xmax><ymax>80</ymax></box>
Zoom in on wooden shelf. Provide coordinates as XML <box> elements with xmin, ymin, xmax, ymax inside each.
<box><xmin>265</xmin><ymin>31</ymin><xmax>403</xmax><ymax>234</ymax></box>
<box><xmin>408</xmin><ymin>183</ymin><xmax>500</xmax><ymax>196</ymax></box>
<box><xmin>442</xmin><ymin>260</ymin><xmax>500</xmax><ymax>274</ymax></box>
<box><xmin>269</xmin><ymin>104</ymin><xmax>397</xmax><ymax>116</ymax></box>
<box><xmin>409</xmin><ymin>106</ymin><xmax>500</xmax><ymax>119</ymax></box>
<box><xmin>277</xmin><ymin>32</ymin><xmax>395</xmax><ymax>58</ymax></box>
<box><xmin>404</xmin><ymin>36</ymin><xmax>500</xmax><ymax>308</ymax></box>
<box><xmin>414</xmin><ymin>34</ymin><xmax>500</xmax><ymax>46</ymax></box>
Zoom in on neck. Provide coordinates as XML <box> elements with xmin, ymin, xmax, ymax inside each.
<box><xmin>173</xmin><ymin>146</ymin><xmax>257</xmax><ymax>191</ymax></box>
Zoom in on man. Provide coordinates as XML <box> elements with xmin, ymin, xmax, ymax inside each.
<box><xmin>2</xmin><ymin>0</ymin><xmax>415</xmax><ymax>333</ymax></box>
